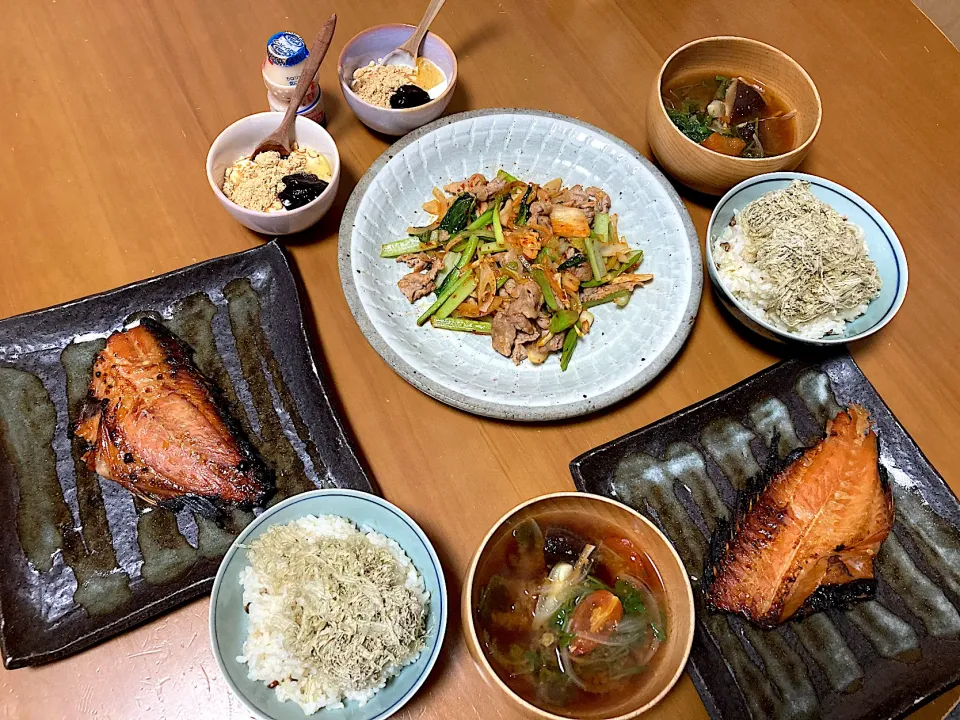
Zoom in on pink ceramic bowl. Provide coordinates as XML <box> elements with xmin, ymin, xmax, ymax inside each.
<box><xmin>338</xmin><ymin>24</ymin><xmax>457</xmax><ymax>136</ymax></box>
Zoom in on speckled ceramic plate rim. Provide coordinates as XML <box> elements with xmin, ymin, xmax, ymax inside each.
<box><xmin>208</xmin><ymin>488</ymin><xmax>448</xmax><ymax>720</ymax></box>
<box><xmin>338</xmin><ymin>109</ymin><xmax>703</xmax><ymax>422</ymax></box>
<box><xmin>705</xmin><ymin>171</ymin><xmax>909</xmax><ymax>346</ymax></box>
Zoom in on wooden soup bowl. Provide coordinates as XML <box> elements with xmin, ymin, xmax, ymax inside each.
<box><xmin>461</xmin><ymin>492</ymin><xmax>695</xmax><ymax>719</ymax></box>
<box><xmin>646</xmin><ymin>36</ymin><xmax>822</xmax><ymax>196</ymax></box>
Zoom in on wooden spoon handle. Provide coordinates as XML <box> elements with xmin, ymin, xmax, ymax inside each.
<box><xmin>277</xmin><ymin>14</ymin><xmax>338</xmax><ymax>135</ymax></box>
<box><xmin>398</xmin><ymin>0</ymin><xmax>446</xmax><ymax>59</ymax></box>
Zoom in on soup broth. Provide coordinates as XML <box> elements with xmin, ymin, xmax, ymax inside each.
<box><xmin>662</xmin><ymin>73</ymin><xmax>796</xmax><ymax>158</ymax></box>
<box><xmin>474</xmin><ymin>511</ymin><xmax>668</xmax><ymax>718</ymax></box>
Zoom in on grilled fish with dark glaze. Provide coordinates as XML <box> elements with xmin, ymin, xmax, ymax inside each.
<box><xmin>75</xmin><ymin>318</ymin><xmax>272</xmax><ymax>515</ymax></box>
<box><xmin>705</xmin><ymin>405</ymin><xmax>893</xmax><ymax>627</ymax></box>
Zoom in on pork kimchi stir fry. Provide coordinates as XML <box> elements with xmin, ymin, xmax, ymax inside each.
<box><xmin>380</xmin><ymin>171</ymin><xmax>654</xmax><ymax>369</ymax></box>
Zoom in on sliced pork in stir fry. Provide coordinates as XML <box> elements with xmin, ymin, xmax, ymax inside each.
<box><xmin>397</xmin><ymin>255</ymin><xmax>443</xmax><ymax>302</ymax></box>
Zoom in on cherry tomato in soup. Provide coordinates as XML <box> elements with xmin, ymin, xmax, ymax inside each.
<box><xmin>601</xmin><ymin>536</ymin><xmax>646</xmax><ymax>581</ymax></box>
<box><xmin>569</xmin><ymin>590</ymin><xmax>623</xmax><ymax>656</ymax></box>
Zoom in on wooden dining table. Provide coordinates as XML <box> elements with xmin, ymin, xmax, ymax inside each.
<box><xmin>2</xmin><ymin>0</ymin><xmax>960</xmax><ymax>717</ymax></box>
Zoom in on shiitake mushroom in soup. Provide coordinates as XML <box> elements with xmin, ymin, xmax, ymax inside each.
<box><xmin>662</xmin><ymin>73</ymin><xmax>797</xmax><ymax>158</ymax></box>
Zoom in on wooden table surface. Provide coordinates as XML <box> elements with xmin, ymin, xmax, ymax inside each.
<box><xmin>2</xmin><ymin>0</ymin><xmax>960</xmax><ymax>718</ymax></box>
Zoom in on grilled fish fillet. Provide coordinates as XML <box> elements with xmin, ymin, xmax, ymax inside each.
<box><xmin>75</xmin><ymin>318</ymin><xmax>272</xmax><ymax>514</ymax></box>
<box><xmin>705</xmin><ymin>405</ymin><xmax>893</xmax><ymax>628</ymax></box>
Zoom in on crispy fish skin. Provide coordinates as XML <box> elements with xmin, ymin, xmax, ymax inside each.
<box><xmin>75</xmin><ymin>318</ymin><xmax>272</xmax><ymax>513</ymax></box>
<box><xmin>705</xmin><ymin>405</ymin><xmax>893</xmax><ymax>628</ymax></box>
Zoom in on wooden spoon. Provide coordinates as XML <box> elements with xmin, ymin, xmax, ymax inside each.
<box><xmin>382</xmin><ymin>0</ymin><xmax>446</xmax><ymax>69</ymax></box>
<box><xmin>250</xmin><ymin>14</ymin><xmax>337</xmax><ymax>158</ymax></box>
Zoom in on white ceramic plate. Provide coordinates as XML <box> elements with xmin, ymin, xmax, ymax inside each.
<box><xmin>339</xmin><ymin>110</ymin><xmax>702</xmax><ymax>421</ymax></box>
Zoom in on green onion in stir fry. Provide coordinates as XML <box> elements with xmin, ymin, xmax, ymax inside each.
<box><xmin>532</xmin><ymin>268</ymin><xmax>559</xmax><ymax>311</ymax></box>
<box><xmin>467</xmin><ymin>207</ymin><xmax>495</xmax><ymax>230</ymax></box>
<box><xmin>436</xmin><ymin>276</ymin><xmax>478</xmax><ymax>319</ymax></box>
<box><xmin>560</xmin><ymin>329</ymin><xmax>577</xmax><ymax>372</ymax></box>
<box><xmin>417</xmin><ymin>272</ymin><xmax>471</xmax><ymax>326</ymax></box>
<box><xmin>548</xmin><ymin>309</ymin><xmax>580</xmax><ymax>335</ymax></box>
<box><xmin>583</xmin><ymin>290</ymin><xmax>631</xmax><ymax>309</ymax></box>
<box><xmin>380</xmin><ymin>237</ymin><xmax>435</xmax><ymax>258</ymax></box>
<box><xmin>492</xmin><ymin>195</ymin><xmax>505</xmax><ymax>246</ymax></box>
<box><xmin>430</xmin><ymin>317</ymin><xmax>492</xmax><ymax>334</ymax></box>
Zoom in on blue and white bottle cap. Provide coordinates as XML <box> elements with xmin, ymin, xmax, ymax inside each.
<box><xmin>266</xmin><ymin>32</ymin><xmax>308</xmax><ymax>67</ymax></box>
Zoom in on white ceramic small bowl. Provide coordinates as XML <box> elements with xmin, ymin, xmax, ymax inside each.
<box><xmin>706</xmin><ymin>172</ymin><xmax>908</xmax><ymax>345</ymax></box>
<box><xmin>338</xmin><ymin>24</ymin><xmax>457</xmax><ymax>136</ymax></box>
<box><xmin>206</xmin><ymin>113</ymin><xmax>341</xmax><ymax>235</ymax></box>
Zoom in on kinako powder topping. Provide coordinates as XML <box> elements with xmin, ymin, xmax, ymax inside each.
<box><xmin>222</xmin><ymin>146</ymin><xmax>331</xmax><ymax>212</ymax></box>
<box><xmin>351</xmin><ymin>61</ymin><xmax>419</xmax><ymax>108</ymax></box>
<box><xmin>350</xmin><ymin>57</ymin><xmax>445</xmax><ymax>109</ymax></box>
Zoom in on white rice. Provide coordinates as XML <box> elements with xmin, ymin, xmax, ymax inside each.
<box><xmin>237</xmin><ymin>514</ymin><xmax>429</xmax><ymax>714</ymax></box>
<box><xmin>713</xmin><ymin>219</ymin><xmax>870</xmax><ymax>340</ymax></box>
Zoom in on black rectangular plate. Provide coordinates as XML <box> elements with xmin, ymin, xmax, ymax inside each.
<box><xmin>571</xmin><ymin>353</ymin><xmax>960</xmax><ymax>720</ymax></box>
<box><xmin>0</xmin><ymin>241</ymin><xmax>374</xmax><ymax>669</ymax></box>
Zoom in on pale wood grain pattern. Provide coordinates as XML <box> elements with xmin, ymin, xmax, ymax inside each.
<box><xmin>0</xmin><ymin>1</ymin><xmax>959</xmax><ymax>718</ymax></box>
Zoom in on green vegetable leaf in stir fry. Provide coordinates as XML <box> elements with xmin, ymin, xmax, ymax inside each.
<box><xmin>383</xmin><ymin>172</ymin><xmax>654</xmax><ymax>370</ymax></box>
<box><xmin>438</xmin><ymin>194</ymin><xmax>476</xmax><ymax>234</ymax></box>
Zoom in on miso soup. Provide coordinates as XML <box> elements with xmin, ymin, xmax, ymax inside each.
<box><xmin>662</xmin><ymin>73</ymin><xmax>796</xmax><ymax>158</ymax></box>
<box><xmin>474</xmin><ymin>511</ymin><xmax>668</xmax><ymax>717</ymax></box>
